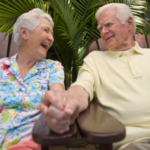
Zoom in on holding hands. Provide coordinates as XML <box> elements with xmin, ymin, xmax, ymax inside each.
<box><xmin>40</xmin><ymin>84</ymin><xmax>89</xmax><ymax>134</ymax></box>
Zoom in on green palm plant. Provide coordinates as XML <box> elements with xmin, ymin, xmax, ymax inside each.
<box><xmin>48</xmin><ymin>0</ymin><xmax>102</xmax><ymax>87</ymax></box>
<box><xmin>0</xmin><ymin>0</ymin><xmax>147</xmax><ymax>88</ymax></box>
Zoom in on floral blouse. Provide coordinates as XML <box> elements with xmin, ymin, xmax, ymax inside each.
<box><xmin>0</xmin><ymin>54</ymin><xmax>64</xmax><ymax>149</ymax></box>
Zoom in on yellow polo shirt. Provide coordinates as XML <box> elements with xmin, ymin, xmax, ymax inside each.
<box><xmin>72</xmin><ymin>42</ymin><xmax>150</xmax><ymax>149</ymax></box>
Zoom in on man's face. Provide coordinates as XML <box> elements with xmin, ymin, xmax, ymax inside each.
<box><xmin>98</xmin><ymin>8</ymin><xmax>131</xmax><ymax>51</ymax></box>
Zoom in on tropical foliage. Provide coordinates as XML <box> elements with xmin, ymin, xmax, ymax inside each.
<box><xmin>0</xmin><ymin>0</ymin><xmax>147</xmax><ymax>88</ymax></box>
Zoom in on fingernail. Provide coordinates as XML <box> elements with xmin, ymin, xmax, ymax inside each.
<box><xmin>66</xmin><ymin>108</ymin><xmax>72</xmax><ymax>114</ymax></box>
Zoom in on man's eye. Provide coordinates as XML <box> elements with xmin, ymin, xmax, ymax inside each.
<box><xmin>106</xmin><ymin>23</ymin><xmax>112</xmax><ymax>27</ymax></box>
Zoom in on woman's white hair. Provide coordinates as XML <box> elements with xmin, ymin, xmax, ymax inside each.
<box><xmin>95</xmin><ymin>3</ymin><xmax>136</xmax><ymax>34</ymax></box>
<box><xmin>13</xmin><ymin>8</ymin><xmax>54</xmax><ymax>46</ymax></box>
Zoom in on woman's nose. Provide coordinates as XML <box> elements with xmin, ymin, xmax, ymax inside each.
<box><xmin>48</xmin><ymin>34</ymin><xmax>54</xmax><ymax>42</ymax></box>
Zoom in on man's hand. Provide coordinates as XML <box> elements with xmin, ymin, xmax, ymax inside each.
<box><xmin>40</xmin><ymin>83</ymin><xmax>89</xmax><ymax>134</ymax></box>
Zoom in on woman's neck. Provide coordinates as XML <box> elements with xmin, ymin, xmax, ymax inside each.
<box><xmin>16</xmin><ymin>47</ymin><xmax>38</xmax><ymax>79</ymax></box>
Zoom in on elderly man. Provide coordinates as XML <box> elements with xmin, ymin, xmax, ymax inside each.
<box><xmin>40</xmin><ymin>3</ymin><xmax>150</xmax><ymax>150</ymax></box>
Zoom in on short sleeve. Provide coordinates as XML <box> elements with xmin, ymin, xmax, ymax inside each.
<box><xmin>48</xmin><ymin>61</ymin><xmax>65</xmax><ymax>86</ymax></box>
<box><xmin>71</xmin><ymin>54</ymin><xmax>96</xmax><ymax>101</ymax></box>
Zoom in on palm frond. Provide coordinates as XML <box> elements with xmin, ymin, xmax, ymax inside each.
<box><xmin>0</xmin><ymin>0</ymin><xmax>46</xmax><ymax>34</ymax></box>
<box><xmin>71</xmin><ymin>0</ymin><xmax>102</xmax><ymax>23</ymax></box>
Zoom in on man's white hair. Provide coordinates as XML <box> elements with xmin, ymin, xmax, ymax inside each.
<box><xmin>95</xmin><ymin>3</ymin><xmax>136</xmax><ymax>34</ymax></box>
<box><xmin>13</xmin><ymin>8</ymin><xmax>54</xmax><ymax>46</ymax></box>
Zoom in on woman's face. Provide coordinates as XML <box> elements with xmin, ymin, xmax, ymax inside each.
<box><xmin>24</xmin><ymin>18</ymin><xmax>54</xmax><ymax>60</ymax></box>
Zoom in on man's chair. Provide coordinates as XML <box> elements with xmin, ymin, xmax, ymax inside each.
<box><xmin>32</xmin><ymin>34</ymin><xmax>150</xmax><ymax>150</ymax></box>
<box><xmin>32</xmin><ymin>100</ymin><xmax>125</xmax><ymax>150</ymax></box>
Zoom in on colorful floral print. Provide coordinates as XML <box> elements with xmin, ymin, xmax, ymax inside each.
<box><xmin>0</xmin><ymin>53</ymin><xmax>64</xmax><ymax>150</ymax></box>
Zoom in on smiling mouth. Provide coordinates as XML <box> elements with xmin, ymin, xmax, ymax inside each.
<box><xmin>106</xmin><ymin>35</ymin><xmax>115</xmax><ymax>41</ymax></box>
<box><xmin>41</xmin><ymin>42</ymin><xmax>50</xmax><ymax>50</ymax></box>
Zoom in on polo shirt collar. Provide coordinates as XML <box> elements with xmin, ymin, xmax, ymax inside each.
<box><xmin>108</xmin><ymin>42</ymin><xmax>144</xmax><ymax>59</ymax></box>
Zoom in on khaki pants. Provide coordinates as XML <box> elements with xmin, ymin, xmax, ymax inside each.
<box><xmin>120</xmin><ymin>139</ymin><xmax>150</xmax><ymax>150</ymax></box>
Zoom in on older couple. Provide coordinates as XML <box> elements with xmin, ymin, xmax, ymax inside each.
<box><xmin>0</xmin><ymin>3</ymin><xmax>150</xmax><ymax>150</ymax></box>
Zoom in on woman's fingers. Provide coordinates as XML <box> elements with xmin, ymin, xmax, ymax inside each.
<box><xmin>46</xmin><ymin>115</ymin><xmax>70</xmax><ymax>133</ymax></box>
<box><xmin>48</xmin><ymin>105</ymin><xmax>69</xmax><ymax>120</ymax></box>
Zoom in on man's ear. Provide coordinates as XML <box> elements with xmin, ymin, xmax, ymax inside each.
<box><xmin>20</xmin><ymin>27</ymin><xmax>29</xmax><ymax>40</ymax></box>
<box><xmin>127</xmin><ymin>16</ymin><xmax>134</xmax><ymax>31</ymax></box>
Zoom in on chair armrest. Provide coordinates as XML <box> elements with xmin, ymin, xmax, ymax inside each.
<box><xmin>32</xmin><ymin>101</ymin><xmax>125</xmax><ymax>146</ymax></box>
<box><xmin>32</xmin><ymin>114</ymin><xmax>77</xmax><ymax>146</ymax></box>
<box><xmin>77</xmin><ymin>101</ymin><xmax>126</xmax><ymax>144</ymax></box>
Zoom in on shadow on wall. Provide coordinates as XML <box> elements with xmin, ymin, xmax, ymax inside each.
<box><xmin>0</xmin><ymin>33</ymin><xmax>19</xmax><ymax>59</ymax></box>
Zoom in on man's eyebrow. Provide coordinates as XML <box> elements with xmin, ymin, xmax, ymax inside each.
<box><xmin>97</xmin><ymin>20</ymin><xmax>113</xmax><ymax>30</ymax></box>
<box><xmin>104</xmin><ymin>20</ymin><xmax>113</xmax><ymax>25</ymax></box>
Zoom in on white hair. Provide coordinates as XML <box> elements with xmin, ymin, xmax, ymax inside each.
<box><xmin>95</xmin><ymin>3</ymin><xmax>136</xmax><ymax>34</ymax></box>
<box><xmin>13</xmin><ymin>8</ymin><xmax>54</xmax><ymax>46</ymax></box>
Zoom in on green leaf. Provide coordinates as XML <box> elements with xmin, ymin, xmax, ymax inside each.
<box><xmin>4</xmin><ymin>80</ymin><xmax>8</xmax><ymax>84</ymax></box>
<box><xmin>12</xmin><ymin>92</ymin><xmax>16</xmax><ymax>96</ymax></box>
<box><xmin>19</xmin><ymin>101</ymin><xmax>36</xmax><ymax>110</ymax></box>
<box><xmin>0</xmin><ymin>0</ymin><xmax>47</xmax><ymax>34</ymax></box>
<box><xmin>10</xmin><ymin>76</ymin><xmax>16</xmax><ymax>81</ymax></box>
<box><xmin>4</xmin><ymin>137</ymin><xmax>22</xmax><ymax>149</ymax></box>
<box><xmin>12</xmin><ymin>137</ymin><xmax>22</xmax><ymax>145</ymax></box>
<box><xmin>1</xmin><ymin>110</ymin><xmax>11</xmax><ymax>124</ymax></box>
<box><xmin>0</xmin><ymin>100</ymin><xmax>4</xmax><ymax>104</ymax></box>
<box><xmin>16</xmin><ymin>87</ymin><xmax>20</xmax><ymax>90</ymax></box>
<box><xmin>3</xmin><ymin>128</ymin><xmax>8</xmax><ymax>137</ymax></box>
<box><xmin>38</xmin><ymin>85</ymin><xmax>42</xmax><ymax>88</ymax></box>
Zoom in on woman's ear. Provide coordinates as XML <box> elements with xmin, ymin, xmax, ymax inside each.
<box><xmin>127</xmin><ymin>16</ymin><xmax>134</xmax><ymax>31</ymax></box>
<box><xmin>20</xmin><ymin>27</ymin><xmax>29</xmax><ymax>40</ymax></box>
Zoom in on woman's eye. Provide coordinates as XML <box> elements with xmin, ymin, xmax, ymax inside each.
<box><xmin>44</xmin><ymin>29</ymin><xmax>48</xmax><ymax>32</ymax></box>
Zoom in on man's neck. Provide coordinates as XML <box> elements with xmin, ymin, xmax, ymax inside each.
<box><xmin>113</xmin><ymin>41</ymin><xmax>135</xmax><ymax>51</ymax></box>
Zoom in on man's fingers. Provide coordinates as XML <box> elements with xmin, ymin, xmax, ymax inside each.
<box><xmin>64</xmin><ymin>100</ymin><xmax>79</xmax><ymax>116</ymax></box>
<box><xmin>48</xmin><ymin>105</ymin><xmax>70</xmax><ymax>120</ymax></box>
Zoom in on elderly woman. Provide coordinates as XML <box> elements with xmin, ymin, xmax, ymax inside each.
<box><xmin>0</xmin><ymin>8</ymin><xmax>64</xmax><ymax>150</ymax></box>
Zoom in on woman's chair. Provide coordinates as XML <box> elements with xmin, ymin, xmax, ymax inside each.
<box><xmin>32</xmin><ymin>34</ymin><xmax>150</xmax><ymax>150</ymax></box>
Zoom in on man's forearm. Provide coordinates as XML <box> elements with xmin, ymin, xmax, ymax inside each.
<box><xmin>68</xmin><ymin>85</ymin><xmax>89</xmax><ymax>113</ymax></box>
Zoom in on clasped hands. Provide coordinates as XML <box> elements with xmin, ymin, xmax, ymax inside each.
<box><xmin>40</xmin><ymin>85</ymin><xmax>89</xmax><ymax>134</ymax></box>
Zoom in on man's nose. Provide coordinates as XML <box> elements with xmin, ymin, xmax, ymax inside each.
<box><xmin>101</xmin><ymin>26</ymin><xmax>109</xmax><ymax>35</ymax></box>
